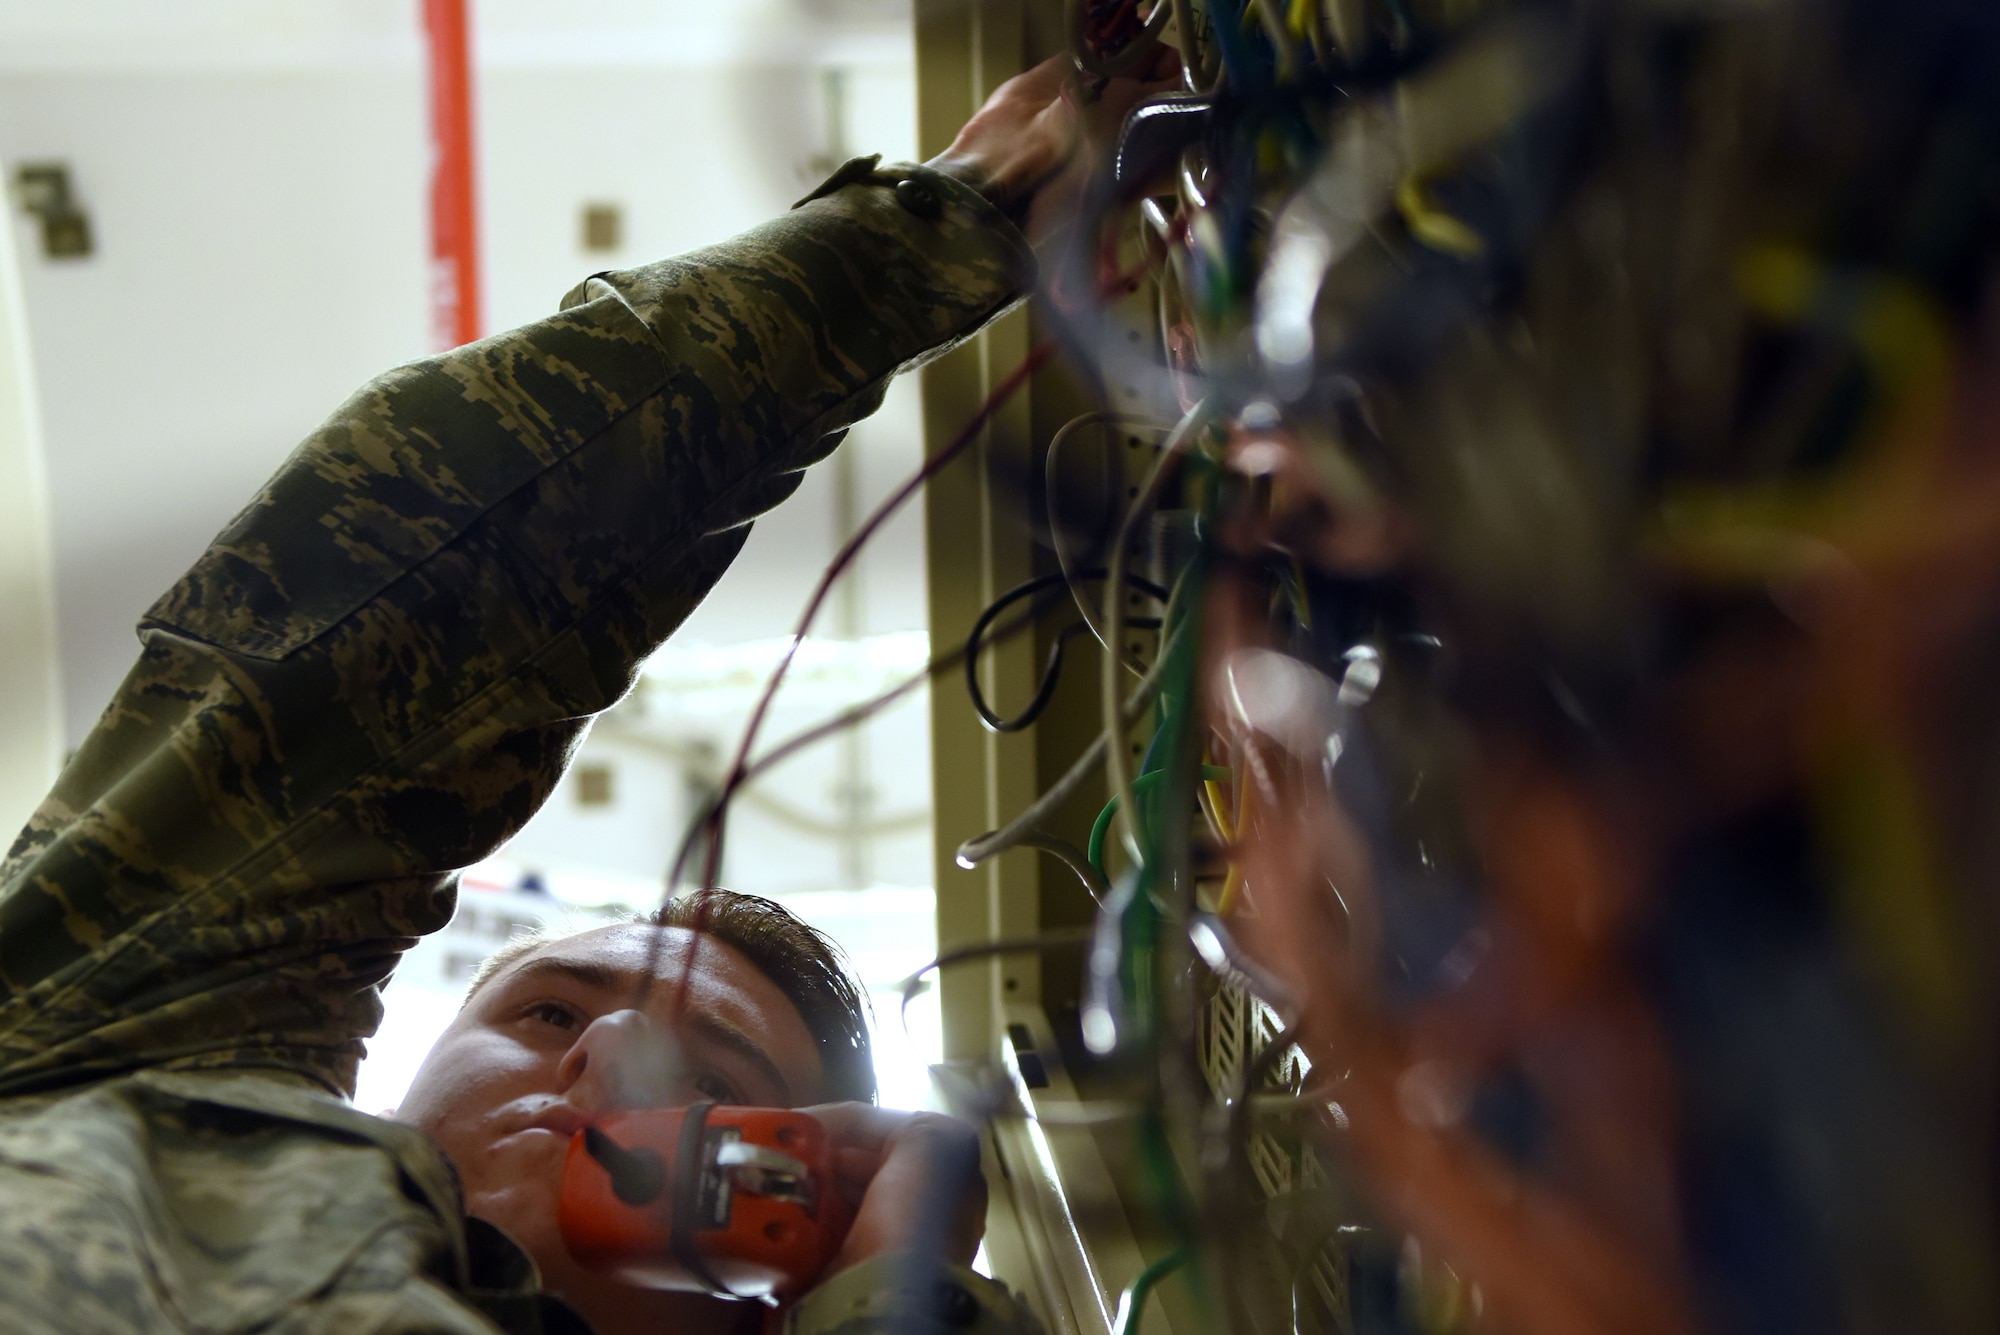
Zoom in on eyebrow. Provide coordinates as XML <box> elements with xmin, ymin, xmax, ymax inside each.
<box><xmin>502</xmin><ymin>954</ymin><xmax>794</xmax><ymax>1104</ymax></box>
<box><xmin>507</xmin><ymin>955</ymin><xmax>623</xmax><ymax>994</ymax></box>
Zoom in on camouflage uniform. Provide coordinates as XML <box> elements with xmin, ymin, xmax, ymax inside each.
<box><xmin>0</xmin><ymin>159</ymin><xmax>1040</xmax><ymax>1335</ymax></box>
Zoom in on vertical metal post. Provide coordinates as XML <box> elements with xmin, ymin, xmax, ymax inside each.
<box><xmin>913</xmin><ymin>16</ymin><xmax>1193</xmax><ymax>1331</ymax></box>
<box><xmin>424</xmin><ymin>0</ymin><xmax>482</xmax><ymax>350</ymax></box>
<box><xmin>917</xmin><ymin>0</ymin><xmax>1043</xmax><ymax>1063</ymax></box>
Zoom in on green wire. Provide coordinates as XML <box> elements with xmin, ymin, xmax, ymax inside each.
<box><xmin>1088</xmin><ymin>766</ymin><xmax>1233</xmax><ymax>875</ymax></box>
<box><xmin>1113</xmin><ymin>1247</ymin><xmax>1190</xmax><ymax>1335</ymax></box>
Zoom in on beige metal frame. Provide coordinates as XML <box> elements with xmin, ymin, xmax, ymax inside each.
<box><xmin>918</xmin><ymin>0</ymin><xmax>1160</xmax><ymax>1067</ymax></box>
<box><xmin>915</xmin><ymin>12</ymin><xmax>1357</xmax><ymax>1331</ymax></box>
<box><xmin>916</xmin><ymin>7</ymin><xmax>1192</xmax><ymax>1331</ymax></box>
<box><xmin>918</xmin><ymin>0</ymin><xmax>1047</xmax><ymax>1068</ymax></box>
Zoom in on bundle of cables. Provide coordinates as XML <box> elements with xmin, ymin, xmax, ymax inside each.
<box><xmin>649</xmin><ymin>1</ymin><xmax>2000</xmax><ymax>1332</ymax></box>
<box><xmin>963</xmin><ymin>0</ymin><xmax>2000</xmax><ymax>1332</ymax></box>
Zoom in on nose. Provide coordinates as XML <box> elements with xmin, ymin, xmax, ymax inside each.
<box><xmin>555</xmin><ymin>1008</ymin><xmax>685</xmax><ymax>1113</ymax></box>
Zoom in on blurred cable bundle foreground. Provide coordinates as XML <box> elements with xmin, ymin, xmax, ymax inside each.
<box><xmin>931</xmin><ymin>0</ymin><xmax>2000</xmax><ymax>1331</ymax></box>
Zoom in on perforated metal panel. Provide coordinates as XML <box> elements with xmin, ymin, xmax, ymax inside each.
<box><xmin>1196</xmin><ymin>978</ymin><xmax>1351</xmax><ymax>1334</ymax></box>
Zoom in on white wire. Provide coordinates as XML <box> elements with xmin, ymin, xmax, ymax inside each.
<box><xmin>1046</xmin><ymin>410</ymin><xmax>1171</xmax><ymax>661</ymax></box>
<box><xmin>953</xmin><ymin>623</ymin><xmax>1183</xmax><ymax>870</ymax></box>
<box><xmin>1102</xmin><ymin>399</ymin><xmax>1214</xmax><ymax>867</ymax></box>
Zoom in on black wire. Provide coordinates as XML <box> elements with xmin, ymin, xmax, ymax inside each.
<box><xmin>662</xmin><ymin>573</ymin><xmax>1090</xmax><ymax>893</ymax></box>
<box><xmin>966</xmin><ymin>568</ymin><xmax>1168</xmax><ymax>733</ymax></box>
<box><xmin>1017</xmin><ymin>830</ymin><xmax>1112</xmax><ymax>904</ymax></box>
<box><xmin>895</xmin><ymin>927</ymin><xmax>1096</xmax><ymax>1028</ymax></box>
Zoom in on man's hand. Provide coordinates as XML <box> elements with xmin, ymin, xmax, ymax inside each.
<box><xmin>929</xmin><ymin>48</ymin><xmax>1180</xmax><ymax>244</ymax></box>
<box><xmin>804</xmin><ymin>1104</ymin><xmax>987</xmax><ymax>1273</ymax></box>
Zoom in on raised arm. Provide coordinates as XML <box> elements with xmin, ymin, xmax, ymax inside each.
<box><xmin>0</xmin><ymin>162</ymin><xmax>1027</xmax><ymax>1100</ymax></box>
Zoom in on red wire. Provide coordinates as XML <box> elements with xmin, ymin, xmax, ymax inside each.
<box><xmin>1087</xmin><ymin>0</ymin><xmax>1146</xmax><ymax>54</ymax></box>
<box><xmin>645</xmin><ymin>202</ymin><xmax>1179</xmax><ymax>1053</ymax></box>
<box><xmin>702</xmin><ymin>338</ymin><xmax>1054</xmax><ymax>892</ymax></box>
<box><xmin>649</xmin><ymin>337</ymin><xmax>1056</xmax><ymax>1023</ymax></box>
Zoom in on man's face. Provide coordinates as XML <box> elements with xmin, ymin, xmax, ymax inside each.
<box><xmin>393</xmin><ymin>923</ymin><xmax>825</xmax><ymax>1333</ymax></box>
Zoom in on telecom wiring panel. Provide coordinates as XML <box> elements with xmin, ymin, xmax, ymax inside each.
<box><xmin>913</xmin><ymin>3</ymin><xmax>2000</xmax><ymax>1335</ymax></box>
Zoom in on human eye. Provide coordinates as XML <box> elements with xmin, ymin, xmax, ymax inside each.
<box><xmin>521</xmin><ymin>999</ymin><xmax>584</xmax><ymax>1031</ymax></box>
<box><xmin>693</xmin><ymin>1070</ymin><xmax>741</xmax><ymax>1104</ymax></box>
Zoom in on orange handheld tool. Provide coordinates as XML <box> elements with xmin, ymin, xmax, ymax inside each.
<box><xmin>558</xmin><ymin>1103</ymin><xmax>854</xmax><ymax>1303</ymax></box>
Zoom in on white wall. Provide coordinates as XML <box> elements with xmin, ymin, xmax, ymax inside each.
<box><xmin>0</xmin><ymin>66</ymin><xmax>432</xmax><ymax>745</ymax></box>
<box><xmin>0</xmin><ymin>153</ymin><xmax>61</xmax><ymax>839</ymax></box>
<box><xmin>0</xmin><ymin>0</ymin><xmax>929</xmax><ymax>896</ymax></box>
<box><xmin>0</xmin><ymin>3</ymin><xmax>923</xmax><ymax>687</ymax></box>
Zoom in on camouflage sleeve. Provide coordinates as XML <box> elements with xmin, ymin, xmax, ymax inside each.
<box><xmin>785</xmin><ymin>1258</ymin><xmax>1044</xmax><ymax>1335</ymax></box>
<box><xmin>0</xmin><ymin>159</ymin><xmax>1031</xmax><ymax>1099</ymax></box>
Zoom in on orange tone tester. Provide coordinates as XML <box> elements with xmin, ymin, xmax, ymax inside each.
<box><xmin>559</xmin><ymin>1104</ymin><xmax>854</xmax><ymax>1305</ymax></box>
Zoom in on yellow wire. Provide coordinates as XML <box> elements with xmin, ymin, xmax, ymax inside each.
<box><xmin>1652</xmin><ymin>243</ymin><xmax>1968</xmax><ymax>1051</ymax></box>
<box><xmin>1394</xmin><ymin>176</ymin><xmax>1485</xmax><ymax>258</ymax></box>
<box><xmin>1216</xmin><ymin>863</ymin><xmax>1246</xmax><ymax>917</ymax></box>
<box><xmin>1241</xmin><ymin>0</ymin><xmax>1300</xmax><ymax>80</ymax></box>
<box><xmin>1201</xmin><ymin>776</ymin><xmax>1236</xmax><ymax>842</ymax></box>
<box><xmin>1195</xmin><ymin>750</ymin><xmax>1240</xmax><ymax>915</ymax></box>
<box><xmin>1214</xmin><ymin>766</ymin><xmax>1252</xmax><ymax>916</ymax></box>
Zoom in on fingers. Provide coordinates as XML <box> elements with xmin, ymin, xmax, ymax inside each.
<box><xmin>1012</xmin><ymin>51</ymin><xmax>1081</xmax><ymax>101</ymax></box>
<box><xmin>803</xmin><ymin>1104</ymin><xmax>988</xmax><ymax>1272</ymax></box>
<box><xmin>1088</xmin><ymin>44</ymin><xmax>1185</xmax><ymax>121</ymax></box>
<box><xmin>801</xmin><ymin>1101</ymin><xmax>912</xmax><ymax>1170</ymax></box>
<box><xmin>838</xmin><ymin>1113</ymin><xmax>986</xmax><ymax>1269</ymax></box>
<box><xmin>932</xmin><ymin>41</ymin><xmax>1189</xmax><ymax>239</ymax></box>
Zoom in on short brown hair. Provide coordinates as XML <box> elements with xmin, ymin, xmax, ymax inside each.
<box><xmin>466</xmin><ymin>888</ymin><xmax>876</xmax><ymax>1104</ymax></box>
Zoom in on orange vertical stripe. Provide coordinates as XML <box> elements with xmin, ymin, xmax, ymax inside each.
<box><xmin>424</xmin><ymin>0</ymin><xmax>481</xmax><ymax>349</ymax></box>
